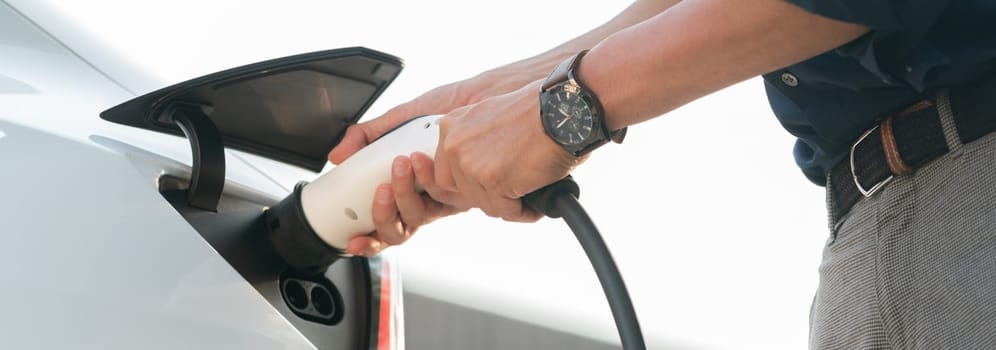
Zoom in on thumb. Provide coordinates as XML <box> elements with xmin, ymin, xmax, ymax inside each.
<box><xmin>328</xmin><ymin>103</ymin><xmax>418</xmax><ymax>165</ymax></box>
<box><xmin>328</xmin><ymin>125</ymin><xmax>370</xmax><ymax>164</ymax></box>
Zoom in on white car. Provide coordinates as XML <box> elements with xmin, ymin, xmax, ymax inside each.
<box><xmin>0</xmin><ymin>4</ymin><xmax>402</xmax><ymax>349</ymax></box>
<box><xmin>2</xmin><ymin>1</ymin><xmax>829</xmax><ymax>349</ymax></box>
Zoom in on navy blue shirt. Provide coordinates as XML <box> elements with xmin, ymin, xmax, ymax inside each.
<box><xmin>763</xmin><ymin>1</ymin><xmax>996</xmax><ymax>185</ymax></box>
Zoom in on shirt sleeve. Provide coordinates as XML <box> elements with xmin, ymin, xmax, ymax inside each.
<box><xmin>784</xmin><ymin>0</ymin><xmax>951</xmax><ymax>31</ymax></box>
<box><xmin>785</xmin><ymin>0</ymin><xmax>954</xmax><ymax>90</ymax></box>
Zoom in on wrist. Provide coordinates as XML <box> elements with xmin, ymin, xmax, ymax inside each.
<box><xmin>514</xmin><ymin>49</ymin><xmax>575</xmax><ymax>74</ymax></box>
<box><xmin>538</xmin><ymin>50</ymin><xmax>624</xmax><ymax>158</ymax></box>
<box><xmin>574</xmin><ymin>48</ymin><xmax>626</xmax><ymax>132</ymax></box>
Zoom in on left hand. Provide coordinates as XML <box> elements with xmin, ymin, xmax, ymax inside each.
<box><xmin>346</xmin><ymin>153</ymin><xmax>471</xmax><ymax>256</ymax></box>
<box><xmin>434</xmin><ymin>80</ymin><xmax>582</xmax><ymax>222</ymax></box>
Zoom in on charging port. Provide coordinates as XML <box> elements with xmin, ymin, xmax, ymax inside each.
<box><xmin>280</xmin><ymin>270</ymin><xmax>345</xmax><ymax>326</ymax></box>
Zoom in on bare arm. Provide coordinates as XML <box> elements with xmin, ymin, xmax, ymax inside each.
<box><xmin>346</xmin><ymin>0</ymin><xmax>870</xmax><ymax>255</ymax></box>
<box><xmin>329</xmin><ymin>1</ymin><xmax>680</xmax><ymax>166</ymax></box>
<box><xmin>339</xmin><ymin>1</ymin><xmax>681</xmax><ymax>255</ymax></box>
<box><xmin>432</xmin><ymin>0</ymin><xmax>870</xmax><ymax>221</ymax></box>
<box><xmin>468</xmin><ymin>0</ymin><xmax>683</xmax><ymax>101</ymax></box>
<box><xmin>583</xmin><ymin>0</ymin><xmax>868</xmax><ymax>130</ymax></box>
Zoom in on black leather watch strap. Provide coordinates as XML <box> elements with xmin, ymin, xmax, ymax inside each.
<box><xmin>541</xmin><ymin>49</ymin><xmax>626</xmax><ymax>147</ymax></box>
<box><xmin>542</xmin><ymin>50</ymin><xmax>589</xmax><ymax>91</ymax></box>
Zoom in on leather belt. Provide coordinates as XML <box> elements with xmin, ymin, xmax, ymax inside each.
<box><xmin>829</xmin><ymin>74</ymin><xmax>996</xmax><ymax>222</ymax></box>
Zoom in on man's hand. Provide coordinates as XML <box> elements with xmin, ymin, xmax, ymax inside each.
<box><xmin>327</xmin><ymin>72</ymin><xmax>531</xmax><ymax>257</ymax></box>
<box><xmin>327</xmin><ymin>0</ymin><xmax>685</xmax><ymax>257</ymax></box>
<box><xmin>434</xmin><ymin>81</ymin><xmax>577</xmax><ymax>222</ymax></box>
<box><xmin>346</xmin><ymin>153</ymin><xmax>471</xmax><ymax>256</ymax></box>
<box><xmin>328</xmin><ymin>68</ymin><xmax>546</xmax><ymax>165</ymax></box>
<box><xmin>330</xmin><ymin>70</ymin><xmax>545</xmax><ymax>256</ymax></box>
<box><xmin>347</xmin><ymin>80</ymin><xmax>576</xmax><ymax>257</ymax></box>
<box><xmin>330</xmin><ymin>64</ymin><xmax>559</xmax><ymax>256</ymax></box>
<box><xmin>328</xmin><ymin>81</ymin><xmax>471</xmax><ymax>166</ymax></box>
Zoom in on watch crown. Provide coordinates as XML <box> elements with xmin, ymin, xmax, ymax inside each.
<box><xmin>563</xmin><ymin>80</ymin><xmax>580</xmax><ymax>94</ymax></box>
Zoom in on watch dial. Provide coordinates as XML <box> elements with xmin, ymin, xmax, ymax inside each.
<box><xmin>542</xmin><ymin>89</ymin><xmax>595</xmax><ymax>145</ymax></box>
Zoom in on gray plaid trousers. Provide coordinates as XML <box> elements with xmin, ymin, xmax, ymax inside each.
<box><xmin>812</xmin><ymin>91</ymin><xmax>996</xmax><ymax>349</ymax></box>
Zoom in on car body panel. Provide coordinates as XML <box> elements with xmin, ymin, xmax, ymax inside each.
<box><xmin>0</xmin><ymin>2</ymin><xmax>402</xmax><ymax>349</ymax></box>
<box><xmin>0</xmin><ymin>121</ymin><xmax>316</xmax><ymax>349</ymax></box>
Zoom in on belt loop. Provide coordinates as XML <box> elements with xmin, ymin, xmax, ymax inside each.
<box><xmin>879</xmin><ymin>114</ymin><xmax>913</xmax><ymax>176</ymax></box>
<box><xmin>936</xmin><ymin>89</ymin><xmax>963</xmax><ymax>157</ymax></box>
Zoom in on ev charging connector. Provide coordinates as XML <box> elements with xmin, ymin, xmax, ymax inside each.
<box><xmin>264</xmin><ymin>115</ymin><xmax>646</xmax><ymax>349</ymax></box>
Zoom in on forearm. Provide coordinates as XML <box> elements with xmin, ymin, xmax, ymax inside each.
<box><xmin>477</xmin><ymin>0</ymin><xmax>681</xmax><ymax>84</ymax></box>
<box><xmin>579</xmin><ymin>0</ymin><xmax>869</xmax><ymax>130</ymax></box>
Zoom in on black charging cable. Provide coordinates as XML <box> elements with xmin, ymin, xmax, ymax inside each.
<box><xmin>523</xmin><ymin>177</ymin><xmax>646</xmax><ymax>350</ymax></box>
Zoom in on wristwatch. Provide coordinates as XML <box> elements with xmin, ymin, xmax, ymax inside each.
<box><xmin>539</xmin><ymin>50</ymin><xmax>625</xmax><ymax>157</ymax></box>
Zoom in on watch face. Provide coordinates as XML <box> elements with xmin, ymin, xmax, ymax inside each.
<box><xmin>542</xmin><ymin>88</ymin><xmax>596</xmax><ymax>146</ymax></box>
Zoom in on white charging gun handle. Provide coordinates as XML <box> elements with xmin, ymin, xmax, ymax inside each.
<box><xmin>299</xmin><ymin>115</ymin><xmax>441</xmax><ymax>250</ymax></box>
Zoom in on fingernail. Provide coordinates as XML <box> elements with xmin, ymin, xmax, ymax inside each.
<box><xmin>410</xmin><ymin>153</ymin><xmax>423</xmax><ymax>170</ymax></box>
<box><xmin>393</xmin><ymin>158</ymin><xmax>406</xmax><ymax>177</ymax></box>
<box><xmin>365</xmin><ymin>241</ymin><xmax>382</xmax><ymax>256</ymax></box>
<box><xmin>377</xmin><ymin>187</ymin><xmax>392</xmax><ymax>204</ymax></box>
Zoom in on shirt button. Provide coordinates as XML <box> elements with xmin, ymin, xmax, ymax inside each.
<box><xmin>780</xmin><ymin>72</ymin><xmax>799</xmax><ymax>87</ymax></box>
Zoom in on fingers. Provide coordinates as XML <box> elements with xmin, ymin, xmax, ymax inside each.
<box><xmin>493</xmin><ymin>190</ymin><xmax>539</xmax><ymax>222</ymax></box>
<box><xmin>516</xmin><ymin>207</ymin><xmax>546</xmax><ymax>223</ymax></box>
<box><xmin>411</xmin><ymin>152</ymin><xmax>464</xmax><ymax>206</ymax></box>
<box><xmin>371</xmin><ymin>184</ymin><xmax>410</xmax><ymax>246</ymax></box>
<box><xmin>345</xmin><ymin>180</ymin><xmax>417</xmax><ymax>257</ymax></box>
<box><xmin>351</xmin><ymin>154</ymin><xmax>475</xmax><ymax>257</ymax></box>
<box><xmin>444</xmin><ymin>152</ymin><xmax>534</xmax><ymax>222</ymax></box>
<box><xmin>433</xmin><ymin>151</ymin><xmax>457</xmax><ymax>193</ymax></box>
<box><xmin>330</xmin><ymin>78</ymin><xmax>476</xmax><ymax>170</ymax></box>
<box><xmin>364</xmin><ymin>103</ymin><xmax>422</xmax><ymax>139</ymax></box>
<box><xmin>346</xmin><ymin>236</ymin><xmax>386</xmax><ymax>257</ymax></box>
<box><xmin>391</xmin><ymin>156</ymin><xmax>430</xmax><ymax>229</ymax></box>
<box><xmin>328</xmin><ymin>125</ymin><xmax>370</xmax><ymax>164</ymax></box>
<box><xmin>481</xmin><ymin>184</ymin><xmax>539</xmax><ymax>223</ymax></box>
<box><xmin>433</xmin><ymin>114</ymin><xmax>459</xmax><ymax>192</ymax></box>
<box><xmin>434</xmin><ymin>112</ymin><xmax>538</xmax><ymax>222</ymax></box>
<box><xmin>328</xmin><ymin>102</ymin><xmax>424</xmax><ymax>165</ymax></box>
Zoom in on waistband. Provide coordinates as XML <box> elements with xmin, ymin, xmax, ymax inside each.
<box><xmin>828</xmin><ymin>75</ymin><xmax>996</xmax><ymax>224</ymax></box>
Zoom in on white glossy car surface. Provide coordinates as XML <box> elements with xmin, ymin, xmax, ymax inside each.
<box><xmin>2</xmin><ymin>1</ymin><xmax>830</xmax><ymax>349</ymax></box>
<box><xmin>0</xmin><ymin>2</ymin><xmax>401</xmax><ymax>349</ymax></box>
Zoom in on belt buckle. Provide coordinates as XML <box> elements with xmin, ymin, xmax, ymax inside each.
<box><xmin>850</xmin><ymin>124</ymin><xmax>892</xmax><ymax>197</ymax></box>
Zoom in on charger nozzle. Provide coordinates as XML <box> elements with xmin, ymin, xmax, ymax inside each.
<box><xmin>266</xmin><ymin>182</ymin><xmax>345</xmax><ymax>274</ymax></box>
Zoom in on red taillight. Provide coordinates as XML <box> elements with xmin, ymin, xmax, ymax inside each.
<box><xmin>371</xmin><ymin>253</ymin><xmax>404</xmax><ymax>350</ymax></box>
<box><xmin>377</xmin><ymin>260</ymin><xmax>392</xmax><ymax>350</ymax></box>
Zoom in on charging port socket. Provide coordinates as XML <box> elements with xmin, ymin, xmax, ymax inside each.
<box><xmin>280</xmin><ymin>270</ymin><xmax>345</xmax><ymax>326</ymax></box>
